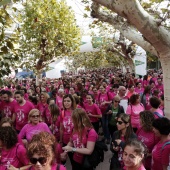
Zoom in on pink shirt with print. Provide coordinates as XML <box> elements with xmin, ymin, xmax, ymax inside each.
<box><xmin>84</xmin><ymin>103</ymin><xmax>102</xmax><ymax>122</ymax></box>
<box><xmin>19</xmin><ymin>122</ymin><xmax>51</xmax><ymax>142</ymax></box>
<box><xmin>126</xmin><ymin>103</ymin><xmax>144</xmax><ymax>128</ymax></box>
<box><xmin>1</xmin><ymin>99</ymin><xmax>17</xmax><ymax>118</ymax></box>
<box><xmin>0</xmin><ymin>143</ymin><xmax>29</xmax><ymax>170</ymax></box>
<box><xmin>152</xmin><ymin>140</ymin><xmax>170</xmax><ymax>170</ymax></box>
<box><xmin>60</xmin><ymin>110</ymin><xmax>74</xmax><ymax>144</ymax></box>
<box><xmin>71</xmin><ymin>128</ymin><xmax>98</xmax><ymax>164</ymax></box>
<box><xmin>136</xmin><ymin>127</ymin><xmax>159</xmax><ymax>169</ymax></box>
<box><xmin>14</xmin><ymin>101</ymin><xmax>35</xmax><ymax>131</ymax></box>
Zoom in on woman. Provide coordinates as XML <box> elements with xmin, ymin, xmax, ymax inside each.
<box><xmin>56</xmin><ymin>89</ymin><xmax>65</xmax><ymax>111</ymax></box>
<box><xmin>126</xmin><ymin>85</ymin><xmax>136</xmax><ymax>99</ymax></box>
<box><xmin>30</xmin><ymin>132</ymin><xmax>64</xmax><ymax>165</ymax></box>
<box><xmin>123</xmin><ymin>139</ymin><xmax>147</xmax><ymax>170</ymax></box>
<box><xmin>152</xmin><ymin>117</ymin><xmax>170</xmax><ymax>170</ymax></box>
<box><xmin>84</xmin><ymin>94</ymin><xmax>102</xmax><ymax>133</ymax></box>
<box><xmin>62</xmin><ymin>108</ymin><xmax>98</xmax><ymax>170</ymax></box>
<box><xmin>126</xmin><ymin>94</ymin><xmax>145</xmax><ymax>132</ymax></box>
<box><xmin>60</xmin><ymin>94</ymin><xmax>76</xmax><ymax>146</ymax></box>
<box><xmin>0</xmin><ymin>117</ymin><xmax>23</xmax><ymax>145</ymax></box>
<box><xmin>49</xmin><ymin>104</ymin><xmax>61</xmax><ymax>141</ymax></box>
<box><xmin>36</xmin><ymin>92</ymin><xmax>50</xmax><ymax>124</ymax></box>
<box><xmin>19</xmin><ymin>109</ymin><xmax>51</xmax><ymax>146</ymax></box>
<box><xmin>27</xmin><ymin>134</ymin><xmax>66</xmax><ymax>170</ymax></box>
<box><xmin>110</xmin><ymin>113</ymin><xmax>136</xmax><ymax>170</ymax></box>
<box><xmin>106</xmin><ymin>96</ymin><xmax>124</xmax><ymax>138</ymax></box>
<box><xmin>98</xmin><ymin>85</ymin><xmax>112</xmax><ymax>144</ymax></box>
<box><xmin>136</xmin><ymin>111</ymin><xmax>159</xmax><ymax>170</ymax></box>
<box><xmin>59</xmin><ymin>94</ymin><xmax>76</xmax><ymax>165</ymax></box>
<box><xmin>0</xmin><ymin>127</ymin><xmax>29</xmax><ymax>169</ymax></box>
<box><xmin>140</xmin><ymin>85</ymin><xmax>152</xmax><ymax>110</ymax></box>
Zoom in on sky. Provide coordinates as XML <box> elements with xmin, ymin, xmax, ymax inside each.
<box><xmin>65</xmin><ymin>0</ymin><xmax>93</xmax><ymax>34</ymax></box>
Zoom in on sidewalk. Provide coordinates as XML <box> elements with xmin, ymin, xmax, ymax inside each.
<box><xmin>65</xmin><ymin>144</ymin><xmax>112</xmax><ymax>170</ymax></box>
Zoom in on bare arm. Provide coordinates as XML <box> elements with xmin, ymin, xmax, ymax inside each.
<box><xmin>62</xmin><ymin>141</ymin><xmax>95</xmax><ymax>155</ymax></box>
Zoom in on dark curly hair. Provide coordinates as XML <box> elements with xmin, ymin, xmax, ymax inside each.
<box><xmin>129</xmin><ymin>94</ymin><xmax>140</xmax><ymax>105</ymax></box>
<box><xmin>140</xmin><ymin>111</ymin><xmax>155</xmax><ymax>132</ymax></box>
<box><xmin>149</xmin><ymin>97</ymin><xmax>161</xmax><ymax>109</ymax></box>
<box><xmin>152</xmin><ymin>117</ymin><xmax>170</xmax><ymax>135</ymax></box>
<box><xmin>0</xmin><ymin>126</ymin><xmax>18</xmax><ymax>149</ymax></box>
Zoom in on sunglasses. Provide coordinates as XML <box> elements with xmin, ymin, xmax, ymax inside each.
<box><xmin>30</xmin><ymin>157</ymin><xmax>47</xmax><ymax>165</ymax></box>
<box><xmin>114</xmin><ymin>100</ymin><xmax>120</xmax><ymax>103</ymax></box>
<box><xmin>31</xmin><ymin>115</ymin><xmax>40</xmax><ymax>118</ymax></box>
<box><xmin>117</xmin><ymin>121</ymin><xmax>124</xmax><ymax>125</ymax></box>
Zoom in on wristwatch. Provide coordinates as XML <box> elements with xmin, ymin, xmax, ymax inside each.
<box><xmin>72</xmin><ymin>147</ymin><xmax>77</xmax><ymax>152</ymax></box>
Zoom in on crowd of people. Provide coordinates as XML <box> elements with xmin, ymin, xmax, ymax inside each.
<box><xmin>0</xmin><ymin>67</ymin><xmax>169</xmax><ymax>170</ymax></box>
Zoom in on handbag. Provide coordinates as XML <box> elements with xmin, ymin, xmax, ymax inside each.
<box><xmin>110</xmin><ymin>154</ymin><xmax>122</xmax><ymax>170</ymax></box>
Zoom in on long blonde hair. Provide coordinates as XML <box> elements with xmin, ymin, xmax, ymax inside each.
<box><xmin>72</xmin><ymin>108</ymin><xmax>93</xmax><ymax>141</ymax></box>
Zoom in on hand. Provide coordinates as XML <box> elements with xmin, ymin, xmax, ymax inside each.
<box><xmin>88</xmin><ymin>113</ymin><xmax>93</xmax><ymax>117</ymax></box>
<box><xmin>115</xmin><ymin>139</ymin><xmax>121</xmax><ymax>146</ymax></box>
<box><xmin>8</xmin><ymin>165</ymin><xmax>18</xmax><ymax>170</ymax></box>
<box><xmin>108</xmin><ymin>110</ymin><xmax>112</xmax><ymax>114</ymax></box>
<box><xmin>113</xmin><ymin>146</ymin><xmax>120</xmax><ymax>152</ymax></box>
<box><xmin>101</xmin><ymin>101</ymin><xmax>106</xmax><ymax>106</ymax></box>
<box><xmin>60</xmin><ymin>152</ymin><xmax>68</xmax><ymax>161</ymax></box>
<box><xmin>62</xmin><ymin>145</ymin><xmax>73</xmax><ymax>152</ymax></box>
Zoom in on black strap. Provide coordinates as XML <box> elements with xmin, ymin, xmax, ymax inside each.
<box><xmin>57</xmin><ymin>164</ymin><xmax>60</xmax><ymax>170</ymax></box>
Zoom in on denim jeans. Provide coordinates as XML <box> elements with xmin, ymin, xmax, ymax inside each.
<box><xmin>101</xmin><ymin>114</ymin><xmax>110</xmax><ymax>140</ymax></box>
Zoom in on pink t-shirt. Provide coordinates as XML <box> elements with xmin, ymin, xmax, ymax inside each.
<box><xmin>152</xmin><ymin>140</ymin><xmax>170</xmax><ymax>170</ymax></box>
<box><xmin>98</xmin><ymin>92</ymin><xmax>112</xmax><ymax>114</ymax></box>
<box><xmin>56</xmin><ymin>96</ymin><xmax>63</xmax><ymax>110</ymax></box>
<box><xmin>71</xmin><ymin>128</ymin><xmax>98</xmax><ymax>164</ymax></box>
<box><xmin>136</xmin><ymin>127</ymin><xmax>159</xmax><ymax>169</ymax></box>
<box><xmin>19</xmin><ymin>122</ymin><xmax>51</xmax><ymax>142</ymax></box>
<box><xmin>43</xmin><ymin>107</ymin><xmax>52</xmax><ymax>125</ymax></box>
<box><xmin>1</xmin><ymin>99</ymin><xmax>17</xmax><ymax>118</ymax></box>
<box><xmin>153</xmin><ymin>108</ymin><xmax>164</xmax><ymax>119</ymax></box>
<box><xmin>126</xmin><ymin>104</ymin><xmax>144</xmax><ymax>128</ymax></box>
<box><xmin>83</xmin><ymin>103</ymin><xmax>102</xmax><ymax>122</ymax></box>
<box><xmin>60</xmin><ymin>110</ymin><xmax>74</xmax><ymax>144</ymax></box>
<box><xmin>0</xmin><ymin>143</ymin><xmax>29</xmax><ymax>169</ymax></box>
<box><xmin>29</xmin><ymin>163</ymin><xmax>66</xmax><ymax>170</ymax></box>
<box><xmin>135</xmin><ymin>87</ymin><xmax>144</xmax><ymax>95</ymax></box>
<box><xmin>14</xmin><ymin>101</ymin><xmax>35</xmax><ymax>131</ymax></box>
<box><xmin>145</xmin><ymin>94</ymin><xmax>152</xmax><ymax>110</ymax></box>
<box><xmin>36</xmin><ymin>102</ymin><xmax>48</xmax><ymax>118</ymax></box>
<box><xmin>51</xmin><ymin>116</ymin><xmax>61</xmax><ymax>141</ymax></box>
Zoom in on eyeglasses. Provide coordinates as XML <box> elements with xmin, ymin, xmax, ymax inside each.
<box><xmin>114</xmin><ymin>100</ymin><xmax>120</xmax><ymax>103</ymax></box>
<box><xmin>117</xmin><ymin>121</ymin><xmax>124</xmax><ymax>125</ymax></box>
<box><xmin>30</xmin><ymin>157</ymin><xmax>47</xmax><ymax>165</ymax></box>
<box><xmin>31</xmin><ymin>115</ymin><xmax>40</xmax><ymax>118</ymax></box>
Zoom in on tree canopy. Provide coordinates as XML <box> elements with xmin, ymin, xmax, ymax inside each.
<box><xmin>18</xmin><ymin>0</ymin><xmax>81</xmax><ymax>72</ymax></box>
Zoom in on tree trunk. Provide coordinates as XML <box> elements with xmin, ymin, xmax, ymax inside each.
<box><xmin>36</xmin><ymin>71</ymin><xmax>42</xmax><ymax>86</ymax></box>
<box><xmin>91</xmin><ymin>0</ymin><xmax>170</xmax><ymax>117</ymax></box>
<box><xmin>160</xmin><ymin>55</ymin><xmax>170</xmax><ymax>119</ymax></box>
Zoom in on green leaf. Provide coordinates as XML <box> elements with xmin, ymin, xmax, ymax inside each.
<box><xmin>0</xmin><ymin>0</ymin><xmax>11</xmax><ymax>6</ymax></box>
<box><xmin>6</xmin><ymin>41</ymin><xmax>14</xmax><ymax>49</ymax></box>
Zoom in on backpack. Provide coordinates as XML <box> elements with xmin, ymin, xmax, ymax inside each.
<box><xmin>161</xmin><ymin>141</ymin><xmax>170</xmax><ymax>151</ymax></box>
<box><xmin>153</xmin><ymin>111</ymin><xmax>164</xmax><ymax>118</ymax></box>
<box><xmin>82</xmin><ymin>129</ymin><xmax>108</xmax><ymax>169</ymax></box>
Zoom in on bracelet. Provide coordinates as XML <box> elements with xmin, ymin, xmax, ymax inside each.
<box><xmin>72</xmin><ymin>148</ymin><xmax>77</xmax><ymax>152</ymax></box>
